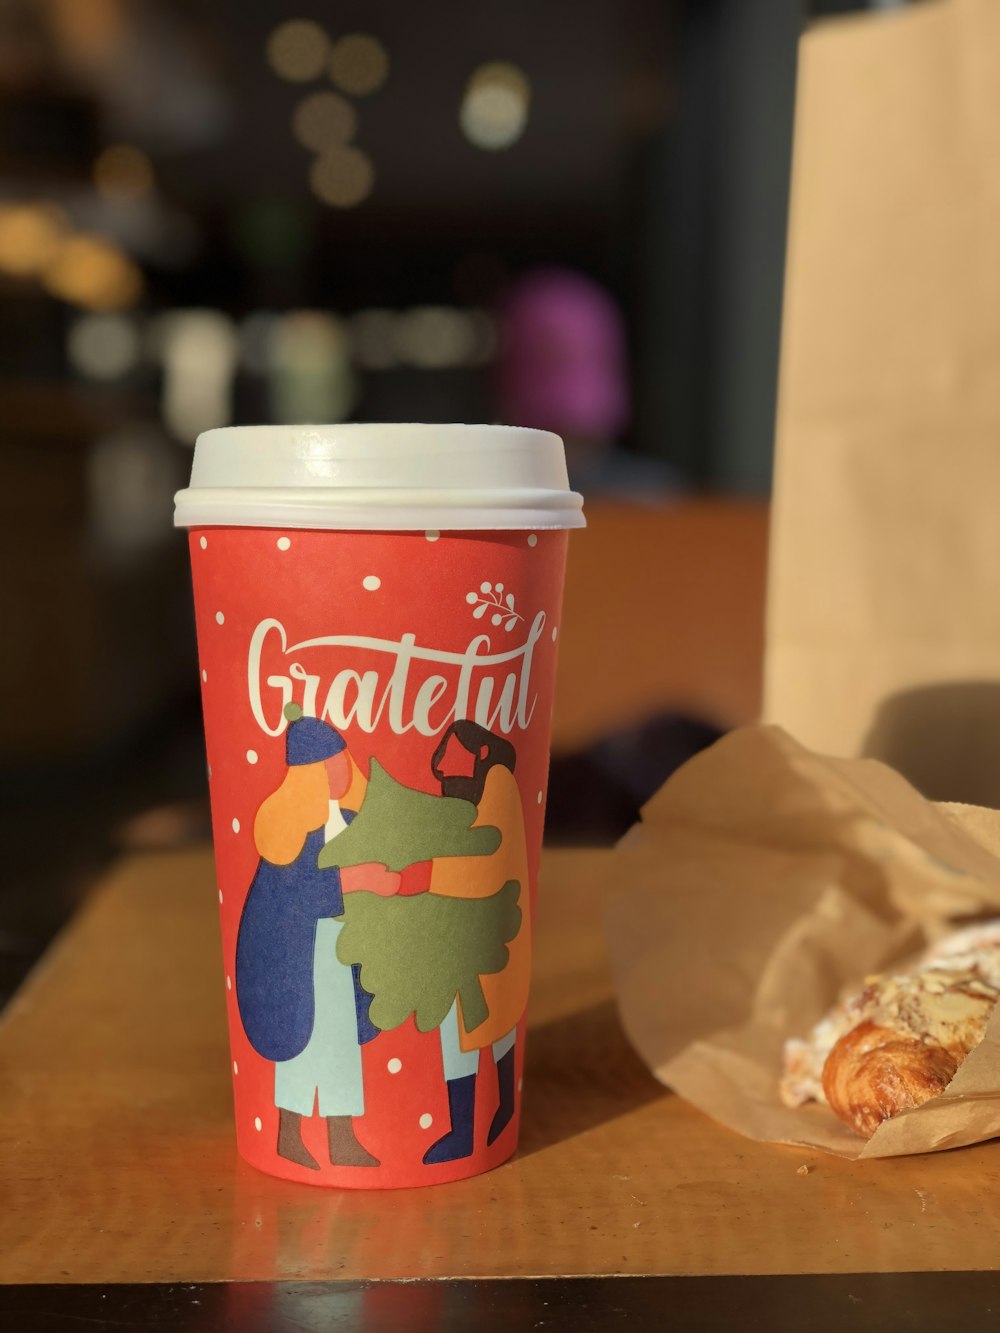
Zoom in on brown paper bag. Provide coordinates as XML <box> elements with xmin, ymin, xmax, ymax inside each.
<box><xmin>606</xmin><ymin>725</ymin><xmax>1000</xmax><ymax>1158</ymax></box>
<box><xmin>765</xmin><ymin>0</ymin><xmax>1000</xmax><ymax>805</ymax></box>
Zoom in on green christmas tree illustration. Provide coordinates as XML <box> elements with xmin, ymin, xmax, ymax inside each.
<box><xmin>335</xmin><ymin>881</ymin><xmax>522</xmax><ymax>1033</ymax></box>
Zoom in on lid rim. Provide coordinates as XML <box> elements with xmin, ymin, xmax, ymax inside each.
<box><xmin>174</xmin><ymin>485</ymin><xmax>585</xmax><ymax>532</ymax></box>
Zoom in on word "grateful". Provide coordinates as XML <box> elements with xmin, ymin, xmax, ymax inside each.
<box><xmin>247</xmin><ymin>614</ymin><xmax>546</xmax><ymax>738</ymax></box>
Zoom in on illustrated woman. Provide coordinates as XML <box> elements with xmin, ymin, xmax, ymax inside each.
<box><xmin>235</xmin><ymin>704</ymin><xmax>379</xmax><ymax>1170</ymax></box>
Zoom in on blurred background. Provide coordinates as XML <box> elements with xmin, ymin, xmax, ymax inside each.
<box><xmin>0</xmin><ymin>0</ymin><xmax>908</xmax><ymax>1004</ymax></box>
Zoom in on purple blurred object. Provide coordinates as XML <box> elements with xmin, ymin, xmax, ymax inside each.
<box><xmin>496</xmin><ymin>267</ymin><xmax>630</xmax><ymax>438</ymax></box>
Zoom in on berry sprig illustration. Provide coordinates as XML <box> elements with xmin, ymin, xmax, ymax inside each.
<box><xmin>465</xmin><ymin>582</ymin><xmax>524</xmax><ymax>632</ymax></box>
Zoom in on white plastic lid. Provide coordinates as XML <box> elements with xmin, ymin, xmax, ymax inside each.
<box><xmin>173</xmin><ymin>423</ymin><xmax>585</xmax><ymax>531</ymax></box>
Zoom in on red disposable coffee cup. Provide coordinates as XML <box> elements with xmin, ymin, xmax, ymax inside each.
<box><xmin>175</xmin><ymin>424</ymin><xmax>584</xmax><ymax>1188</ymax></box>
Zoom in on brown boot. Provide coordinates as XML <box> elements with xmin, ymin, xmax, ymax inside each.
<box><xmin>277</xmin><ymin>1109</ymin><xmax>319</xmax><ymax>1170</ymax></box>
<box><xmin>327</xmin><ymin>1115</ymin><xmax>380</xmax><ymax>1167</ymax></box>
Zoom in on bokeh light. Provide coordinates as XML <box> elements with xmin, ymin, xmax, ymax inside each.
<box><xmin>349</xmin><ymin>308</ymin><xmax>398</xmax><ymax>369</ymax></box>
<box><xmin>68</xmin><ymin>312</ymin><xmax>141</xmax><ymax>380</ymax></box>
<box><xmin>292</xmin><ymin>91</ymin><xmax>357</xmax><ymax>151</ymax></box>
<box><xmin>459</xmin><ymin>62</ymin><xmax>531</xmax><ymax>151</ymax></box>
<box><xmin>0</xmin><ymin>203</ymin><xmax>67</xmax><ymax>277</ymax></box>
<box><xmin>309</xmin><ymin>146</ymin><xmax>375</xmax><ymax>208</ymax></box>
<box><xmin>93</xmin><ymin>144</ymin><xmax>155</xmax><ymax>201</ymax></box>
<box><xmin>269</xmin><ymin>311</ymin><xmax>355</xmax><ymax>423</ymax></box>
<box><xmin>266</xmin><ymin>19</ymin><xmax>329</xmax><ymax>82</ymax></box>
<box><xmin>240</xmin><ymin>311</ymin><xmax>278</xmax><ymax>375</ymax></box>
<box><xmin>393</xmin><ymin>306</ymin><xmax>479</xmax><ymax>369</ymax></box>
<box><xmin>158</xmin><ymin>309</ymin><xmax>238</xmax><ymax>442</ymax></box>
<box><xmin>43</xmin><ymin>234</ymin><xmax>143</xmax><ymax>310</ymax></box>
<box><xmin>328</xmin><ymin>33</ymin><xmax>389</xmax><ymax>97</ymax></box>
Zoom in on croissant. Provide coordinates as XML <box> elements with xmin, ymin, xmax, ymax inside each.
<box><xmin>821</xmin><ymin>1021</ymin><xmax>960</xmax><ymax>1139</ymax></box>
<box><xmin>781</xmin><ymin>923</ymin><xmax>1000</xmax><ymax>1139</ymax></box>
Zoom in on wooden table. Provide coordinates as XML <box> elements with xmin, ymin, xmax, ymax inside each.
<box><xmin>4</xmin><ymin>500</ymin><xmax>999</xmax><ymax>1329</ymax></box>
<box><xmin>5</xmin><ymin>843</ymin><xmax>1000</xmax><ymax>1326</ymax></box>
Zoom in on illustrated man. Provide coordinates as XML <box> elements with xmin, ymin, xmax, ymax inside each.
<box><xmin>422</xmin><ymin>720</ymin><xmax>529</xmax><ymax>1163</ymax></box>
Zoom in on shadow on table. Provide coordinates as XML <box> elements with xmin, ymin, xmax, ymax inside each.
<box><xmin>518</xmin><ymin>999</ymin><xmax>666</xmax><ymax>1157</ymax></box>
<box><xmin>546</xmin><ymin>712</ymin><xmax>722</xmax><ymax>845</ymax></box>
<box><xmin>863</xmin><ymin>681</ymin><xmax>1000</xmax><ymax>809</ymax></box>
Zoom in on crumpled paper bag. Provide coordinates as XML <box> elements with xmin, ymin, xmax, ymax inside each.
<box><xmin>765</xmin><ymin>0</ymin><xmax>1000</xmax><ymax>802</ymax></box>
<box><xmin>606</xmin><ymin>725</ymin><xmax>1000</xmax><ymax>1158</ymax></box>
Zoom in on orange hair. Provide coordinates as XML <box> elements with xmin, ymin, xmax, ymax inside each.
<box><xmin>253</xmin><ymin>762</ymin><xmax>330</xmax><ymax>865</ymax></box>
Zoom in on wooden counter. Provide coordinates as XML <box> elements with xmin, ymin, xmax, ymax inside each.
<box><xmin>4</xmin><ymin>844</ymin><xmax>1000</xmax><ymax>1287</ymax></box>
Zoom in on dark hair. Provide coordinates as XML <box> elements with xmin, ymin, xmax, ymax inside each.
<box><xmin>431</xmin><ymin>721</ymin><xmax>516</xmax><ymax>804</ymax></box>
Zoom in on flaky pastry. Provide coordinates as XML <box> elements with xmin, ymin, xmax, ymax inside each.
<box><xmin>781</xmin><ymin>922</ymin><xmax>1000</xmax><ymax>1138</ymax></box>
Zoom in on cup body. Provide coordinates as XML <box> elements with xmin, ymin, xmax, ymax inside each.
<box><xmin>188</xmin><ymin>519</ymin><xmax>569</xmax><ymax>1187</ymax></box>
<box><xmin>179</xmin><ymin>424</ymin><xmax>581</xmax><ymax>1189</ymax></box>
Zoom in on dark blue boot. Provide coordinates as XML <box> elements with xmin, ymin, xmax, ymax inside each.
<box><xmin>487</xmin><ymin>1048</ymin><xmax>516</xmax><ymax>1145</ymax></box>
<box><xmin>423</xmin><ymin>1074</ymin><xmax>476</xmax><ymax>1164</ymax></box>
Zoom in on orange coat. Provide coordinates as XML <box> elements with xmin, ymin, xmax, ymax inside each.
<box><xmin>429</xmin><ymin>764</ymin><xmax>531</xmax><ymax>1052</ymax></box>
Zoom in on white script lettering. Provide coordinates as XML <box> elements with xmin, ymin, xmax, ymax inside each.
<box><xmin>247</xmin><ymin>613</ymin><xmax>545</xmax><ymax>738</ymax></box>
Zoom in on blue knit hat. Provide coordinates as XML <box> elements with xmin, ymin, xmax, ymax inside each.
<box><xmin>283</xmin><ymin>703</ymin><xmax>347</xmax><ymax>766</ymax></box>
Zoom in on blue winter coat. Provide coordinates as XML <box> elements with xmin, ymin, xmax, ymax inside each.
<box><xmin>235</xmin><ymin>824</ymin><xmax>376</xmax><ymax>1062</ymax></box>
